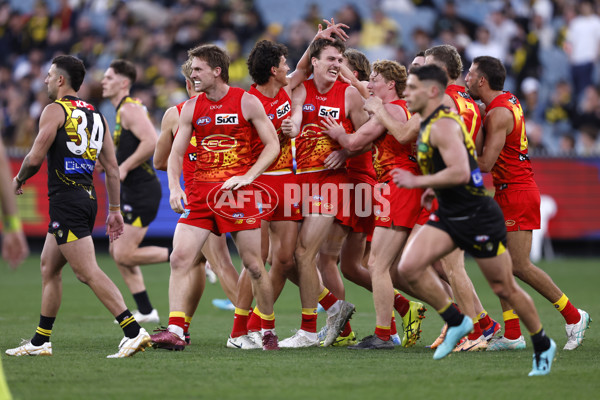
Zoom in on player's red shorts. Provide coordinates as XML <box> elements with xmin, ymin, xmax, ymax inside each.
<box><xmin>178</xmin><ymin>181</ymin><xmax>263</xmax><ymax>234</ymax></box>
<box><xmin>416</xmin><ymin>197</ymin><xmax>439</xmax><ymax>225</ymax></box>
<box><xmin>254</xmin><ymin>173</ymin><xmax>302</xmax><ymax>222</ymax></box>
<box><xmin>295</xmin><ymin>169</ymin><xmax>352</xmax><ymax>227</ymax></box>
<box><xmin>374</xmin><ymin>182</ymin><xmax>423</xmax><ymax>229</ymax></box>
<box><xmin>347</xmin><ymin>175</ymin><xmax>375</xmax><ymax>236</ymax></box>
<box><xmin>494</xmin><ymin>188</ymin><xmax>541</xmax><ymax>231</ymax></box>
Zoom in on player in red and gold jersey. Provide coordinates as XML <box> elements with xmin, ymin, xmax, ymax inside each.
<box><xmin>467</xmin><ymin>55</ymin><xmax>590</xmax><ymax>351</ymax></box>
<box><xmin>153</xmin><ymin>58</ymin><xmax>240</xmax><ymax>349</ymax></box>
<box><xmin>323</xmin><ymin>60</ymin><xmax>426</xmax><ymax>349</ymax></box>
<box><xmin>422</xmin><ymin>45</ymin><xmax>500</xmax><ymax>351</ymax></box>
<box><xmin>153</xmin><ymin>44</ymin><xmax>281</xmax><ymax>351</ymax></box>
<box><xmin>280</xmin><ymin>38</ymin><xmax>368</xmax><ymax>348</ymax></box>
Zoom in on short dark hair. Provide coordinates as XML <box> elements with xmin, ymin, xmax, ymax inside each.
<box><xmin>109</xmin><ymin>59</ymin><xmax>137</xmax><ymax>86</ymax></box>
<box><xmin>308</xmin><ymin>38</ymin><xmax>346</xmax><ymax>64</ymax></box>
<box><xmin>188</xmin><ymin>44</ymin><xmax>230</xmax><ymax>83</ymax></box>
<box><xmin>424</xmin><ymin>44</ymin><xmax>462</xmax><ymax>81</ymax></box>
<box><xmin>52</xmin><ymin>55</ymin><xmax>86</xmax><ymax>91</ymax></box>
<box><xmin>247</xmin><ymin>40</ymin><xmax>288</xmax><ymax>85</ymax></box>
<box><xmin>472</xmin><ymin>56</ymin><xmax>505</xmax><ymax>91</ymax></box>
<box><xmin>344</xmin><ymin>48</ymin><xmax>370</xmax><ymax>81</ymax></box>
<box><xmin>410</xmin><ymin>64</ymin><xmax>448</xmax><ymax>90</ymax></box>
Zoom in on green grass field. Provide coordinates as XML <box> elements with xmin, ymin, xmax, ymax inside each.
<box><xmin>1</xmin><ymin>253</ymin><xmax>598</xmax><ymax>400</ymax></box>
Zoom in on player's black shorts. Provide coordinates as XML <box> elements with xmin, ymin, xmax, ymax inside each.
<box><xmin>48</xmin><ymin>188</ymin><xmax>97</xmax><ymax>245</ymax></box>
<box><xmin>427</xmin><ymin>197</ymin><xmax>507</xmax><ymax>259</ymax></box>
<box><xmin>121</xmin><ymin>178</ymin><xmax>161</xmax><ymax>228</ymax></box>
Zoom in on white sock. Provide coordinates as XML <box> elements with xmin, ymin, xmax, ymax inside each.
<box><xmin>168</xmin><ymin>325</ymin><xmax>185</xmax><ymax>340</ymax></box>
<box><xmin>261</xmin><ymin>328</ymin><xmax>276</xmax><ymax>336</ymax></box>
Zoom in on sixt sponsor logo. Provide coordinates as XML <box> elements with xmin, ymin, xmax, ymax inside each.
<box><xmin>318</xmin><ymin>106</ymin><xmax>340</xmax><ymax>119</ymax></box>
<box><xmin>303</xmin><ymin>104</ymin><xmax>315</xmax><ymax>112</ymax></box>
<box><xmin>64</xmin><ymin>158</ymin><xmax>95</xmax><ymax>174</ymax></box>
<box><xmin>196</xmin><ymin>116</ymin><xmax>211</xmax><ymax>126</ymax></box>
<box><xmin>201</xmin><ymin>134</ymin><xmax>237</xmax><ymax>152</ymax></box>
<box><xmin>215</xmin><ymin>114</ymin><xmax>239</xmax><ymax>125</ymax></box>
<box><xmin>276</xmin><ymin>101</ymin><xmax>291</xmax><ymax>119</ymax></box>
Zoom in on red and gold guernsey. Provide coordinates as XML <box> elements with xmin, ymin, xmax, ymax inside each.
<box><xmin>175</xmin><ymin>98</ymin><xmax>198</xmax><ymax>190</ymax></box>
<box><xmin>248</xmin><ymin>84</ymin><xmax>293</xmax><ymax>174</ymax></box>
<box><xmin>485</xmin><ymin>91</ymin><xmax>536</xmax><ymax>189</ymax></box>
<box><xmin>296</xmin><ymin>79</ymin><xmax>354</xmax><ymax>173</ymax></box>
<box><xmin>446</xmin><ymin>84</ymin><xmax>482</xmax><ymax>141</ymax></box>
<box><xmin>372</xmin><ymin>99</ymin><xmax>419</xmax><ymax>183</ymax></box>
<box><xmin>191</xmin><ymin>87</ymin><xmax>254</xmax><ymax>182</ymax></box>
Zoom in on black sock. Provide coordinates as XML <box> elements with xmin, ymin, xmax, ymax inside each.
<box><xmin>133</xmin><ymin>291</ymin><xmax>153</xmax><ymax>315</ymax></box>
<box><xmin>531</xmin><ymin>328</ymin><xmax>551</xmax><ymax>353</ymax></box>
<box><xmin>116</xmin><ymin>310</ymin><xmax>141</xmax><ymax>339</ymax></box>
<box><xmin>31</xmin><ymin>315</ymin><xmax>56</xmax><ymax>346</ymax></box>
<box><xmin>439</xmin><ymin>303</ymin><xmax>464</xmax><ymax>328</ymax></box>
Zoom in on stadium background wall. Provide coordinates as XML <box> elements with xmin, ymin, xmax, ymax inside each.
<box><xmin>8</xmin><ymin>157</ymin><xmax>600</xmax><ymax>242</ymax></box>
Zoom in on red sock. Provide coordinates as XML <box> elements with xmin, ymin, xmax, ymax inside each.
<box><xmin>168</xmin><ymin>312</ymin><xmax>186</xmax><ymax>330</ymax></box>
<box><xmin>247</xmin><ymin>309</ymin><xmax>262</xmax><ymax>332</ymax></box>
<box><xmin>301</xmin><ymin>309</ymin><xmax>317</xmax><ymax>333</ymax></box>
<box><xmin>503</xmin><ymin>317</ymin><xmax>521</xmax><ymax>340</ymax></box>
<box><xmin>340</xmin><ymin>322</ymin><xmax>352</xmax><ymax>337</ymax></box>
<box><xmin>390</xmin><ymin>316</ymin><xmax>397</xmax><ymax>336</ymax></box>
<box><xmin>183</xmin><ymin>321</ymin><xmax>190</xmax><ymax>333</ymax></box>
<box><xmin>261</xmin><ymin>312</ymin><xmax>275</xmax><ymax>331</ymax></box>
<box><xmin>467</xmin><ymin>320</ymin><xmax>483</xmax><ymax>340</ymax></box>
<box><xmin>560</xmin><ymin>301</ymin><xmax>581</xmax><ymax>325</ymax></box>
<box><xmin>375</xmin><ymin>326</ymin><xmax>391</xmax><ymax>342</ymax></box>
<box><xmin>394</xmin><ymin>293</ymin><xmax>410</xmax><ymax>317</ymax></box>
<box><xmin>478</xmin><ymin>313</ymin><xmax>493</xmax><ymax>330</ymax></box>
<box><xmin>318</xmin><ymin>289</ymin><xmax>338</xmax><ymax>311</ymax></box>
<box><xmin>231</xmin><ymin>309</ymin><xmax>250</xmax><ymax>338</ymax></box>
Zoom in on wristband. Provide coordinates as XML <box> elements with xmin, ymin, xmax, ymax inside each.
<box><xmin>109</xmin><ymin>204</ymin><xmax>121</xmax><ymax>212</ymax></box>
<box><xmin>3</xmin><ymin>214</ymin><xmax>22</xmax><ymax>233</ymax></box>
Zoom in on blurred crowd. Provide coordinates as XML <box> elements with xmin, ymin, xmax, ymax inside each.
<box><xmin>1</xmin><ymin>0</ymin><xmax>599</xmax><ymax>156</ymax></box>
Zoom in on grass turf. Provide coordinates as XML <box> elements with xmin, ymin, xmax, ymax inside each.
<box><xmin>1</xmin><ymin>254</ymin><xmax>599</xmax><ymax>399</ymax></box>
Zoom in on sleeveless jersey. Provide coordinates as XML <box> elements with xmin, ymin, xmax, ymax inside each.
<box><xmin>485</xmin><ymin>91</ymin><xmax>536</xmax><ymax>188</ymax></box>
<box><xmin>248</xmin><ymin>84</ymin><xmax>293</xmax><ymax>174</ymax></box>
<box><xmin>417</xmin><ymin>106</ymin><xmax>488</xmax><ymax>216</ymax></box>
<box><xmin>372</xmin><ymin>99</ymin><xmax>419</xmax><ymax>183</ymax></box>
<box><xmin>114</xmin><ymin>96</ymin><xmax>157</xmax><ymax>186</ymax></box>
<box><xmin>175</xmin><ymin>99</ymin><xmax>198</xmax><ymax>190</ymax></box>
<box><xmin>296</xmin><ymin>80</ymin><xmax>354</xmax><ymax>173</ymax></box>
<box><xmin>446</xmin><ymin>84</ymin><xmax>482</xmax><ymax>141</ymax></box>
<box><xmin>47</xmin><ymin>96</ymin><xmax>106</xmax><ymax>197</ymax></box>
<box><xmin>191</xmin><ymin>87</ymin><xmax>254</xmax><ymax>182</ymax></box>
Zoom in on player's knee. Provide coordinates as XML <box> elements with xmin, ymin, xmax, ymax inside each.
<box><xmin>244</xmin><ymin>262</ymin><xmax>264</xmax><ymax>280</ymax></box>
<box><xmin>40</xmin><ymin>260</ymin><xmax>61</xmax><ymax>283</ymax></box>
<box><xmin>169</xmin><ymin>250</ymin><xmax>192</xmax><ymax>272</ymax></box>
<box><xmin>112</xmin><ymin>246</ymin><xmax>134</xmax><ymax>268</ymax></box>
<box><xmin>489</xmin><ymin>281</ymin><xmax>511</xmax><ymax>300</ymax></box>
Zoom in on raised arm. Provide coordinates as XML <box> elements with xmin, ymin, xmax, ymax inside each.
<box><xmin>476</xmin><ymin>107</ymin><xmax>512</xmax><ymax>173</ymax></box>
<box><xmin>97</xmin><ymin>115</ymin><xmax>124</xmax><ymax>242</ymax></box>
<box><xmin>118</xmin><ymin>102</ymin><xmax>157</xmax><ymax>180</ymax></box>
<box><xmin>288</xmin><ymin>19</ymin><xmax>350</xmax><ymax>91</ymax></box>
<box><xmin>154</xmin><ymin>105</ymin><xmax>178</xmax><ymax>171</ymax></box>
<box><xmin>222</xmin><ymin>93</ymin><xmax>280</xmax><ymax>190</ymax></box>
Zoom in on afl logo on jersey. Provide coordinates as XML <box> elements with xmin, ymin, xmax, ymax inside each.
<box><xmin>268</xmin><ymin>113</ymin><xmax>275</xmax><ymax>120</ymax></box>
<box><xmin>215</xmin><ymin>114</ymin><xmax>239</xmax><ymax>125</ymax></box>
<box><xmin>201</xmin><ymin>134</ymin><xmax>237</xmax><ymax>152</ymax></box>
<box><xmin>303</xmin><ymin>104</ymin><xmax>315</xmax><ymax>112</ymax></box>
<box><xmin>196</xmin><ymin>116</ymin><xmax>211</xmax><ymax>126</ymax></box>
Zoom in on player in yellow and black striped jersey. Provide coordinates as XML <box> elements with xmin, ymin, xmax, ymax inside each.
<box><xmin>389</xmin><ymin>64</ymin><xmax>556</xmax><ymax>375</ymax></box>
<box><xmin>102</xmin><ymin>59</ymin><xmax>167</xmax><ymax>323</ymax></box>
<box><xmin>8</xmin><ymin>55</ymin><xmax>151</xmax><ymax>358</ymax></box>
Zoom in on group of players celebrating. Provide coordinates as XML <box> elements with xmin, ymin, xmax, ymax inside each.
<box><xmin>5</xmin><ymin>20</ymin><xmax>591</xmax><ymax>377</ymax></box>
